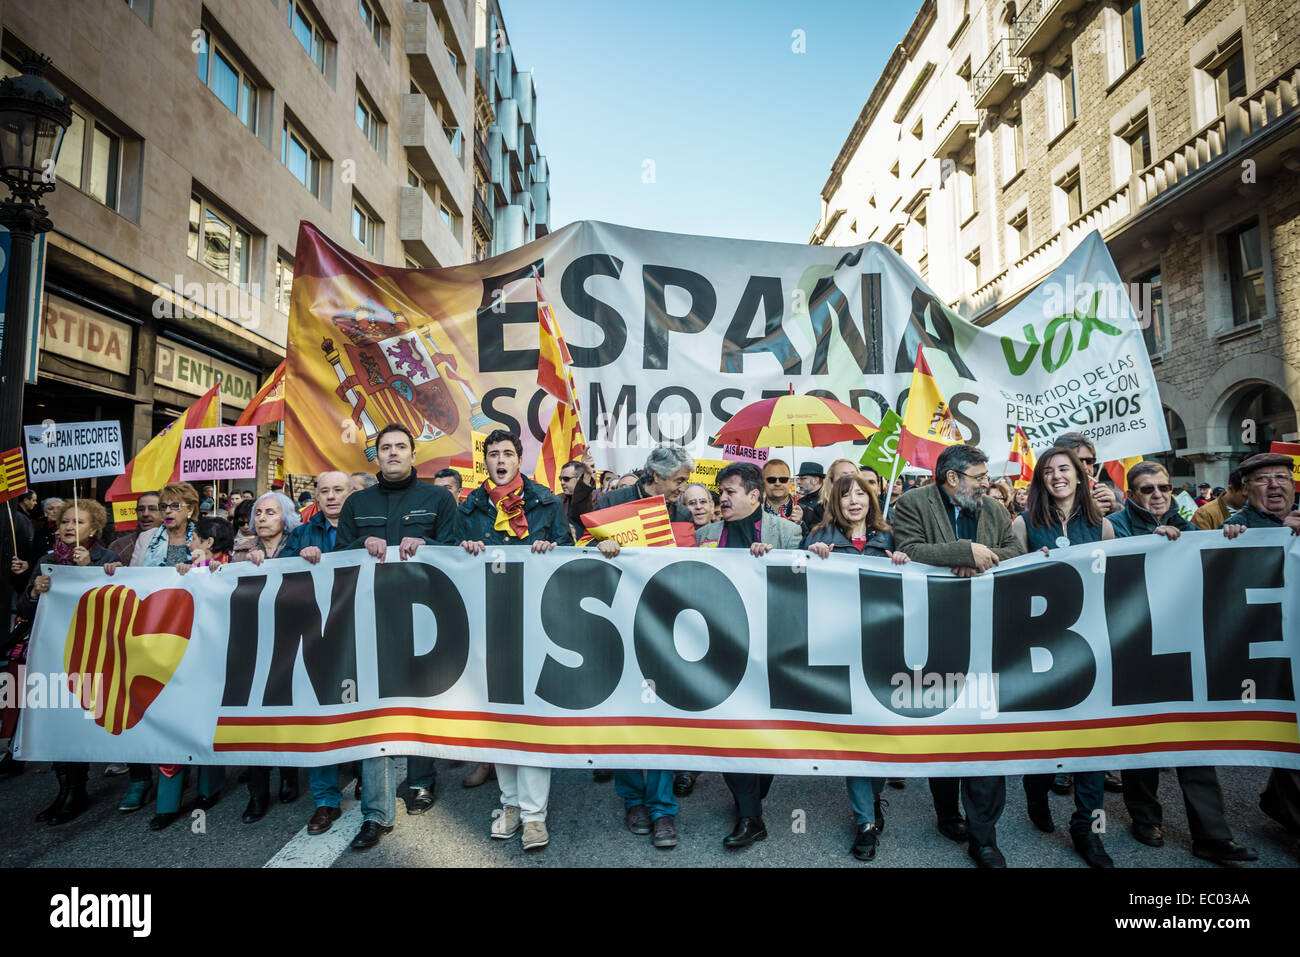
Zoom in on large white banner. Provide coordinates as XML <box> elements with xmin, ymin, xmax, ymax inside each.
<box><xmin>15</xmin><ymin>532</ymin><xmax>1300</xmax><ymax>777</ymax></box>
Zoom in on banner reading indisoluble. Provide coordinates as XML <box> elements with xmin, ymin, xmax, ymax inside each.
<box><xmin>285</xmin><ymin>223</ymin><xmax>1168</xmax><ymax>479</ymax></box>
<box><xmin>17</xmin><ymin>532</ymin><xmax>1300</xmax><ymax>777</ymax></box>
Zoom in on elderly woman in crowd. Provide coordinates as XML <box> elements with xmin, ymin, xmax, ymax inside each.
<box><xmin>804</xmin><ymin>472</ymin><xmax>909</xmax><ymax>862</ymax></box>
<box><xmin>231</xmin><ymin>491</ymin><xmax>302</xmax><ymax>821</ymax></box>
<box><xmin>1008</xmin><ymin>448</ymin><xmax>1114</xmax><ymax>868</ymax></box>
<box><xmin>987</xmin><ymin>480</ymin><xmax>1015</xmax><ymax>515</ymax></box>
<box><xmin>11</xmin><ymin>499</ymin><xmax>115</xmax><ymax>826</ymax></box>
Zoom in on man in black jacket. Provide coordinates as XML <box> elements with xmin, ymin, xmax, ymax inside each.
<box><xmin>336</xmin><ymin>423</ymin><xmax>459</xmax><ymax>850</ymax></box>
<box><xmin>571</xmin><ymin>446</ymin><xmax>694</xmax><ymax>528</ymax></box>
<box><xmin>457</xmin><ymin>429</ymin><xmax>572</xmax><ymax>852</ymax></box>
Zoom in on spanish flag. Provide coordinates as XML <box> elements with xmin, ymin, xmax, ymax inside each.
<box><xmin>236</xmin><ymin>360</ymin><xmax>285</xmax><ymax>427</ymax></box>
<box><xmin>1008</xmin><ymin>426</ymin><xmax>1036</xmax><ymax>488</ymax></box>
<box><xmin>1103</xmin><ymin>456</ymin><xmax>1145</xmax><ymax>493</ymax></box>
<box><xmin>533</xmin><ymin>274</ymin><xmax>585</xmax><ymax>494</ymax></box>
<box><xmin>897</xmin><ymin>344</ymin><xmax>963</xmax><ymax>472</ymax></box>
<box><xmin>580</xmin><ymin>495</ymin><xmax>676</xmax><ymax>547</ymax></box>
<box><xmin>106</xmin><ymin>382</ymin><xmax>221</xmax><ymax>500</ymax></box>
<box><xmin>0</xmin><ymin>447</ymin><xmax>28</xmax><ymax>504</ymax></box>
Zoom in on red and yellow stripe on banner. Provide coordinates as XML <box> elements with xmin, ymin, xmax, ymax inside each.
<box><xmin>0</xmin><ymin>446</ymin><xmax>28</xmax><ymax>504</ymax></box>
<box><xmin>212</xmin><ymin>709</ymin><xmax>1300</xmax><ymax>761</ymax></box>
<box><xmin>580</xmin><ymin>495</ymin><xmax>675</xmax><ymax>547</ymax></box>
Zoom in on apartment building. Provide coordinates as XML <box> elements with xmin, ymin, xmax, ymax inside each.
<box><xmin>1</xmin><ymin>0</ymin><xmax>543</xmax><ymax>495</ymax></box>
<box><xmin>812</xmin><ymin>0</ymin><xmax>1299</xmax><ymax>486</ymax></box>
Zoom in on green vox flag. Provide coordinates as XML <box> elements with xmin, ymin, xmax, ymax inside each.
<box><xmin>859</xmin><ymin>409</ymin><xmax>905</xmax><ymax>476</ymax></box>
<box><xmin>1174</xmin><ymin>491</ymin><xmax>1198</xmax><ymax>523</ymax></box>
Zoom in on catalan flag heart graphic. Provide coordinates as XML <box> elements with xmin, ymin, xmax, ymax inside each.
<box><xmin>62</xmin><ymin>585</ymin><xmax>195</xmax><ymax>735</ymax></box>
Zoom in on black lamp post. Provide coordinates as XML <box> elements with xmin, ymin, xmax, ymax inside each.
<box><xmin>0</xmin><ymin>53</ymin><xmax>71</xmax><ymax>450</ymax></box>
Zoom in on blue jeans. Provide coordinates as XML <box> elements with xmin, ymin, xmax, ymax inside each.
<box><xmin>309</xmin><ymin>765</ymin><xmax>341</xmax><ymax>809</ymax></box>
<box><xmin>846</xmin><ymin>776</ymin><xmax>885</xmax><ymax>828</ymax></box>
<box><xmin>614</xmin><ymin>769</ymin><xmax>678</xmax><ymax>820</ymax></box>
<box><xmin>406</xmin><ymin>756</ymin><xmax>436</xmax><ymax>790</ymax></box>
<box><xmin>360</xmin><ymin>757</ymin><xmax>395</xmax><ymax>826</ymax></box>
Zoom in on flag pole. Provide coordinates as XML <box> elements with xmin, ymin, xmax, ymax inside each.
<box><xmin>73</xmin><ymin>478</ymin><xmax>79</xmax><ymax>543</ymax></box>
<box><xmin>881</xmin><ymin>450</ymin><xmax>902</xmax><ymax>515</ymax></box>
<box><xmin>6</xmin><ymin>501</ymin><xmax>15</xmax><ymax>555</ymax></box>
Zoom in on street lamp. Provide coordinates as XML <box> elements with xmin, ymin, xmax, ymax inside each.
<box><xmin>0</xmin><ymin>53</ymin><xmax>71</xmax><ymax>449</ymax></box>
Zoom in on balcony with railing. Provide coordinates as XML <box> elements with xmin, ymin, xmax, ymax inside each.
<box><xmin>1011</xmin><ymin>0</ymin><xmax>1087</xmax><ymax>57</ymax></box>
<box><xmin>933</xmin><ymin>94</ymin><xmax>977</xmax><ymax>157</ymax></box>
<box><xmin>972</xmin><ymin>37</ymin><xmax>1025</xmax><ymax>111</ymax></box>
<box><xmin>473</xmin><ymin>188</ymin><xmax>493</xmax><ymax>237</ymax></box>
<box><xmin>402</xmin><ymin>93</ymin><xmax>466</xmax><ymax>217</ymax></box>
<box><xmin>474</xmin><ymin>130</ymin><xmax>490</xmax><ymax>173</ymax></box>
<box><xmin>400</xmin><ymin>184</ymin><xmax>463</xmax><ymax>267</ymax></box>
<box><xmin>405</xmin><ymin>1</ymin><xmax>467</xmax><ymax>122</ymax></box>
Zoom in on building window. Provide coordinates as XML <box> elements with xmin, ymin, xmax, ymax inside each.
<box><xmin>195</xmin><ymin>29</ymin><xmax>258</xmax><ymax>133</ymax></box>
<box><xmin>355</xmin><ymin>91</ymin><xmax>383</xmax><ymax>152</ymax></box>
<box><xmin>965</xmin><ymin>248</ymin><xmax>981</xmax><ymax>288</ymax></box>
<box><xmin>351</xmin><ymin>200</ymin><xmax>380</xmax><ymax>254</ymax></box>
<box><xmin>282</xmin><ymin>120</ymin><xmax>322</xmax><ymax>197</ymax></box>
<box><xmin>287</xmin><ymin>0</ymin><xmax>328</xmax><ymax>74</ymax></box>
<box><xmin>1056</xmin><ymin>167</ymin><xmax>1082</xmax><ymax>225</ymax></box>
<box><xmin>1135</xmin><ymin>268</ymin><xmax>1167</xmax><ymax>356</ymax></box>
<box><xmin>53</xmin><ymin>105</ymin><xmax>121</xmax><ymax>210</ymax></box>
<box><xmin>957</xmin><ymin>154</ymin><xmax>977</xmax><ymax>223</ymax></box>
<box><xmin>274</xmin><ymin>252</ymin><xmax>294</xmax><ymax>314</ymax></box>
<box><xmin>188</xmin><ymin>192</ymin><xmax>250</xmax><ymax>284</ymax></box>
<box><xmin>439</xmin><ymin>204</ymin><xmax>452</xmax><ymax>229</ymax></box>
<box><xmin>407</xmin><ymin>167</ymin><xmax>423</xmax><ymax>190</ymax></box>
<box><xmin>1120</xmin><ymin>1</ymin><xmax>1144</xmax><ymax>71</ymax></box>
<box><xmin>1124</xmin><ymin>115</ymin><xmax>1151</xmax><ymax>172</ymax></box>
<box><xmin>1008</xmin><ymin>209</ymin><xmax>1029</xmax><ymax>260</ymax></box>
<box><xmin>1211</xmin><ymin>40</ymin><xmax>1247</xmax><ymax>112</ymax></box>
<box><xmin>1002</xmin><ymin>116</ymin><xmax>1024</xmax><ymax>181</ymax></box>
<box><xmin>1224</xmin><ymin>218</ymin><xmax>1266</xmax><ymax>325</ymax></box>
<box><xmin>358</xmin><ymin>0</ymin><xmax>385</xmax><ymax>48</ymax></box>
<box><xmin>1058</xmin><ymin>58</ymin><xmax>1078</xmax><ymax>130</ymax></box>
<box><xmin>445</xmin><ymin>124</ymin><xmax>463</xmax><ymax>158</ymax></box>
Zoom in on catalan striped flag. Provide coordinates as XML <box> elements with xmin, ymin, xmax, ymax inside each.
<box><xmin>533</xmin><ymin>273</ymin><xmax>586</xmax><ymax>494</ymax></box>
<box><xmin>580</xmin><ymin>495</ymin><xmax>676</xmax><ymax>547</ymax></box>
<box><xmin>897</xmin><ymin>344</ymin><xmax>963</xmax><ymax>472</ymax></box>
<box><xmin>0</xmin><ymin>447</ymin><xmax>28</xmax><ymax>504</ymax></box>
<box><xmin>236</xmin><ymin>360</ymin><xmax>286</xmax><ymax>427</ymax></box>
<box><xmin>1008</xmin><ymin>426</ymin><xmax>1036</xmax><ymax>488</ymax></box>
<box><xmin>106</xmin><ymin>381</ymin><xmax>221</xmax><ymax>500</ymax></box>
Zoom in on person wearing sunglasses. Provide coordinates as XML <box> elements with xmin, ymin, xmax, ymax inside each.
<box><xmin>761</xmin><ymin>459</ymin><xmax>804</xmax><ymax>529</ymax></box>
<box><xmin>1051</xmin><ymin>432</ymin><xmax>1122</xmax><ymax>517</ymax></box>
<box><xmin>1110</xmin><ymin>460</ymin><xmax>1258</xmax><ymax>866</ymax></box>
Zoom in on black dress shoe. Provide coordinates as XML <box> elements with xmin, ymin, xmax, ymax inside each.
<box><xmin>36</xmin><ymin>790</ymin><xmax>66</xmax><ymax>823</ymax></box>
<box><xmin>1072</xmin><ymin>831</ymin><xmax>1115</xmax><ymax>868</ymax></box>
<box><xmin>723</xmin><ymin>817</ymin><xmax>768</xmax><ymax>849</ymax></box>
<box><xmin>1130</xmin><ymin>822</ymin><xmax>1164</xmax><ymax>847</ymax></box>
<box><xmin>242</xmin><ymin>795</ymin><xmax>269</xmax><ymax>823</ymax></box>
<box><xmin>937</xmin><ymin>816</ymin><xmax>969</xmax><ymax>842</ymax></box>
<box><xmin>279</xmin><ymin>774</ymin><xmax>299</xmax><ymax>804</ymax></box>
<box><xmin>1027</xmin><ymin>800</ymin><xmax>1055</xmax><ymax>833</ymax></box>
<box><xmin>148</xmin><ymin>811</ymin><xmax>182</xmax><ymax>831</ymax></box>
<box><xmin>1104</xmin><ymin>771</ymin><xmax>1124</xmax><ymax>792</ymax></box>
<box><xmin>194</xmin><ymin>791</ymin><xmax>222</xmax><ymax>812</ymax></box>
<box><xmin>673</xmin><ymin>772</ymin><xmax>696</xmax><ymax>797</ymax></box>
<box><xmin>1192</xmin><ymin>838</ymin><xmax>1259</xmax><ymax>866</ymax></box>
<box><xmin>592</xmin><ymin>769</ymin><xmax>613</xmax><ymax>783</ymax></box>
<box><xmin>350</xmin><ymin>820</ymin><xmax>393</xmax><ymax>850</ymax></box>
<box><xmin>46</xmin><ymin>787</ymin><xmax>89</xmax><ymax>826</ymax></box>
<box><xmin>886</xmin><ymin>778</ymin><xmax>905</xmax><ymax>789</ymax></box>
<box><xmin>1050</xmin><ymin>773</ymin><xmax>1072</xmax><ymax>795</ymax></box>
<box><xmin>874</xmin><ymin>798</ymin><xmax>888</xmax><ymax>835</ymax></box>
<box><xmin>406</xmin><ymin>785</ymin><xmax>436</xmax><ymax>815</ymax></box>
<box><xmin>968</xmin><ymin>843</ymin><xmax>1007</xmax><ymax>868</ymax></box>
<box><xmin>851</xmin><ymin>824</ymin><xmax>879</xmax><ymax>861</ymax></box>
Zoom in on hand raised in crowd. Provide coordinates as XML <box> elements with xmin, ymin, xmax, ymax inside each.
<box><xmin>1091</xmin><ymin>483</ymin><xmax>1118</xmax><ymax>515</ymax></box>
<box><xmin>1285</xmin><ymin>512</ymin><xmax>1300</xmax><ymax>536</ymax></box>
<box><xmin>10</xmin><ymin>556</ymin><xmax>28</xmax><ymax>576</ymax></box>
<box><xmin>597</xmin><ymin>539</ymin><xmax>620</xmax><ymax>559</ymax></box>
<box><xmin>299</xmin><ymin>546</ymin><xmax>323</xmax><ymax>564</ymax></box>
<box><xmin>72</xmin><ymin>545</ymin><xmax>91</xmax><ymax>567</ymax></box>
<box><xmin>1153</xmin><ymin>525</ymin><xmax>1182</xmax><ymax>540</ymax></box>
<box><xmin>788</xmin><ymin>502</ymin><xmax>803</xmax><ymax>525</ymax></box>
<box><xmin>582</xmin><ymin>448</ymin><xmax>596</xmax><ymax>479</ymax></box>
<box><xmin>460</xmin><ymin>540</ymin><xmax>487</xmax><ymax>556</ymax></box>
<box><xmin>530</xmin><ymin>540</ymin><xmax>557</xmax><ymax>554</ymax></box>
<box><xmin>364</xmin><ymin>536</ymin><xmax>388</xmax><ymax>560</ymax></box>
<box><xmin>970</xmin><ymin>542</ymin><xmax>1000</xmax><ymax>573</ymax></box>
<box><xmin>749</xmin><ymin>542</ymin><xmax>774</xmax><ymax>557</ymax></box>
<box><xmin>399</xmin><ymin>537</ymin><xmax>424</xmax><ymax>560</ymax></box>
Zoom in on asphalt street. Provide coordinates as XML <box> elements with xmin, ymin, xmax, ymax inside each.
<box><xmin>2</xmin><ymin>760</ymin><xmax>1296</xmax><ymax>868</ymax></box>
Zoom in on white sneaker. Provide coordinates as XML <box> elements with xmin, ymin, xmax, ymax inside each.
<box><xmin>491</xmin><ymin>805</ymin><xmax>521</xmax><ymax>840</ymax></box>
<box><xmin>521</xmin><ymin>820</ymin><xmax>549</xmax><ymax>851</ymax></box>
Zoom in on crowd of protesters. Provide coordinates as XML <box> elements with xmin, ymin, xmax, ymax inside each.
<box><xmin>1</xmin><ymin>422</ymin><xmax>1297</xmax><ymax>867</ymax></box>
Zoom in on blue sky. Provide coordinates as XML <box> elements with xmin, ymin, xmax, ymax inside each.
<box><xmin>498</xmin><ymin>1</ymin><xmax>920</xmax><ymax>244</ymax></box>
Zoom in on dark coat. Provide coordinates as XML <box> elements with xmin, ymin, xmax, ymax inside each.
<box><xmin>802</xmin><ymin>523</ymin><xmax>894</xmax><ymax>558</ymax></box>
<box><xmin>282</xmin><ymin>510</ymin><xmax>340</xmax><ymax>557</ymax></box>
<box><xmin>336</xmin><ymin>473</ymin><xmax>459</xmax><ymax>549</ymax></box>
<box><xmin>1108</xmin><ymin>499</ymin><xmax>1194</xmax><ymax>537</ymax></box>
<box><xmin>455</xmin><ymin>475</ymin><xmax>574</xmax><ymax>546</ymax></box>
<box><xmin>890</xmin><ymin>483</ymin><xmax>1023</xmax><ymax>568</ymax></box>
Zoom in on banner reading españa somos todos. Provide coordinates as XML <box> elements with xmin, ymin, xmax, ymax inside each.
<box><xmin>16</xmin><ymin>532</ymin><xmax>1299</xmax><ymax>776</ymax></box>
<box><xmin>284</xmin><ymin>221</ymin><xmax>1169</xmax><ymax>478</ymax></box>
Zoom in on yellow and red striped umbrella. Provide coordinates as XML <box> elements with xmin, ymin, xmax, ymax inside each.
<box><xmin>714</xmin><ymin>393</ymin><xmax>879</xmax><ymax>450</ymax></box>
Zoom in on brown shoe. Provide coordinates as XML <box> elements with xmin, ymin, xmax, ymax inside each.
<box><xmin>462</xmin><ymin>763</ymin><xmax>493</xmax><ymax>788</ymax></box>
<box><xmin>307</xmin><ymin>805</ymin><xmax>342</xmax><ymax>835</ymax></box>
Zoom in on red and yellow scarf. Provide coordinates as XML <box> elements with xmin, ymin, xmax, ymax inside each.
<box><xmin>487</xmin><ymin>473</ymin><xmax>529</xmax><ymax>539</ymax></box>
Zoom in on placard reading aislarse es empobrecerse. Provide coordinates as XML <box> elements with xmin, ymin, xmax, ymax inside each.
<box><xmin>178</xmin><ymin>426</ymin><xmax>258</xmax><ymax>481</ymax></box>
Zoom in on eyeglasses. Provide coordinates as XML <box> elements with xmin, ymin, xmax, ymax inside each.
<box><xmin>1135</xmin><ymin>483</ymin><xmax>1172</xmax><ymax>495</ymax></box>
<box><xmin>160</xmin><ymin>502</ymin><xmax>187</xmax><ymax>512</ymax></box>
<box><xmin>1077</xmin><ymin>457</ymin><xmax>1096</xmax><ymax>468</ymax></box>
<box><xmin>765</xmin><ymin>476</ymin><xmax>790</xmax><ymax>484</ymax></box>
<box><xmin>1249</xmin><ymin>473</ymin><xmax>1293</xmax><ymax>487</ymax></box>
<box><xmin>960</xmin><ymin>471</ymin><xmax>990</xmax><ymax>484</ymax></box>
